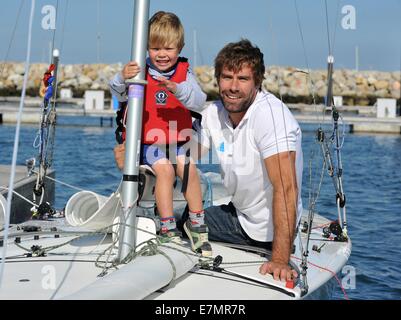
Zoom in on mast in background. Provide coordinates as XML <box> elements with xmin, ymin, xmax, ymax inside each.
<box><xmin>326</xmin><ymin>55</ymin><xmax>334</xmax><ymax>107</ymax></box>
<box><xmin>355</xmin><ymin>45</ymin><xmax>359</xmax><ymax>72</ymax></box>
<box><xmin>193</xmin><ymin>29</ymin><xmax>198</xmax><ymax>68</ymax></box>
<box><xmin>96</xmin><ymin>0</ymin><xmax>101</xmax><ymax>63</ymax></box>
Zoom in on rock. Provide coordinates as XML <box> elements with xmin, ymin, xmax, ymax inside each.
<box><xmin>63</xmin><ymin>65</ymin><xmax>76</xmax><ymax>79</ymax></box>
<box><xmin>392</xmin><ymin>81</ymin><xmax>400</xmax><ymax>91</ymax></box>
<box><xmin>355</xmin><ymin>75</ymin><xmax>367</xmax><ymax>86</ymax></box>
<box><xmin>341</xmin><ymin>89</ymin><xmax>356</xmax><ymax>96</ymax></box>
<box><xmin>7</xmin><ymin>74</ymin><xmax>23</xmax><ymax>87</ymax></box>
<box><xmin>90</xmin><ymin>82</ymin><xmax>101</xmax><ymax>90</ymax></box>
<box><xmin>198</xmin><ymin>73</ymin><xmax>212</xmax><ymax>84</ymax></box>
<box><xmin>13</xmin><ymin>63</ymin><xmax>25</xmax><ymax>75</ymax></box>
<box><xmin>288</xmin><ymin>78</ymin><xmax>308</xmax><ymax>96</ymax></box>
<box><xmin>355</xmin><ymin>98</ymin><xmax>370</xmax><ymax>106</ymax></box>
<box><xmin>77</xmin><ymin>75</ymin><xmax>93</xmax><ymax>87</ymax></box>
<box><xmin>2</xmin><ymin>62</ymin><xmax>401</xmax><ymax>103</ymax></box>
<box><xmin>367</xmin><ymin>76</ymin><xmax>376</xmax><ymax>85</ymax></box>
<box><xmin>314</xmin><ymin>80</ymin><xmax>326</xmax><ymax>91</ymax></box>
<box><xmin>374</xmin><ymin>80</ymin><xmax>389</xmax><ymax>90</ymax></box>
<box><xmin>279</xmin><ymin>86</ymin><xmax>289</xmax><ymax>96</ymax></box>
<box><xmin>390</xmin><ymin>89</ymin><xmax>400</xmax><ymax>99</ymax></box>
<box><xmin>263</xmin><ymin>80</ymin><xmax>279</xmax><ymax>93</ymax></box>
<box><xmin>374</xmin><ymin>89</ymin><xmax>390</xmax><ymax>97</ymax></box>
<box><xmin>391</xmin><ymin>71</ymin><xmax>400</xmax><ymax>80</ymax></box>
<box><xmin>60</xmin><ymin>78</ymin><xmax>78</xmax><ymax>88</ymax></box>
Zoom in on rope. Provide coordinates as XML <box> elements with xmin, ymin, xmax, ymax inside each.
<box><xmin>29</xmin><ymin>170</ymin><xmax>86</xmax><ymax>193</ymax></box>
<box><xmin>0</xmin><ymin>186</ymin><xmax>37</xmax><ymax>207</ymax></box>
<box><xmin>42</xmin><ymin>173</ymin><xmax>85</xmax><ymax>192</ymax></box>
<box><xmin>293</xmin><ymin>0</ymin><xmax>322</xmax><ymax>125</ymax></box>
<box><xmin>291</xmin><ymin>255</ymin><xmax>349</xmax><ymax>300</ymax></box>
<box><xmin>324</xmin><ymin>0</ymin><xmax>342</xmax><ymax>57</ymax></box>
<box><xmin>50</xmin><ymin>0</ymin><xmax>60</xmax><ymax>58</ymax></box>
<box><xmin>0</xmin><ymin>0</ymin><xmax>36</xmax><ymax>289</ymax></box>
<box><xmin>324</xmin><ymin>0</ymin><xmax>333</xmax><ymax>56</ymax></box>
<box><xmin>0</xmin><ymin>0</ymin><xmax>24</xmax><ymax>79</ymax></box>
<box><xmin>59</xmin><ymin>0</ymin><xmax>69</xmax><ymax>55</ymax></box>
<box><xmin>292</xmin><ymin>0</ymin><xmax>350</xmax><ymax>295</ymax></box>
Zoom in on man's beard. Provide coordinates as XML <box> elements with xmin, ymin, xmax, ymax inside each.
<box><xmin>220</xmin><ymin>90</ymin><xmax>257</xmax><ymax>113</ymax></box>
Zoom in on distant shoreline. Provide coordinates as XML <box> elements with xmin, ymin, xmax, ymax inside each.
<box><xmin>0</xmin><ymin>62</ymin><xmax>400</xmax><ymax>105</ymax></box>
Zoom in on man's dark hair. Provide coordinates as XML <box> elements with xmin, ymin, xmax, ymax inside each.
<box><xmin>214</xmin><ymin>39</ymin><xmax>265</xmax><ymax>89</ymax></box>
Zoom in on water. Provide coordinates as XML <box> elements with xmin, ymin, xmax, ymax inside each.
<box><xmin>1</xmin><ymin>116</ymin><xmax>401</xmax><ymax>300</ymax></box>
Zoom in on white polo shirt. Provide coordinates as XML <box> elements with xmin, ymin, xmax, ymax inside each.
<box><xmin>195</xmin><ymin>90</ymin><xmax>303</xmax><ymax>242</ymax></box>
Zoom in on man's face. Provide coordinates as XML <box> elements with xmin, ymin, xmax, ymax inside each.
<box><xmin>218</xmin><ymin>65</ymin><xmax>258</xmax><ymax>114</ymax></box>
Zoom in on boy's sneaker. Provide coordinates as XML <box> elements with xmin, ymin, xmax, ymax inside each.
<box><xmin>159</xmin><ymin>228</ymin><xmax>183</xmax><ymax>245</ymax></box>
<box><xmin>183</xmin><ymin>220</ymin><xmax>212</xmax><ymax>257</ymax></box>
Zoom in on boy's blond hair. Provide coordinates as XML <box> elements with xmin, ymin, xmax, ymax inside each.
<box><xmin>148</xmin><ymin>11</ymin><xmax>185</xmax><ymax>51</ymax></box>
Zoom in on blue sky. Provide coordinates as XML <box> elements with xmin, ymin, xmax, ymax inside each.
<box><xmin>0</xmin><ymin>0</ymin><xmax>400</xmax><ymax>71</ymax></box>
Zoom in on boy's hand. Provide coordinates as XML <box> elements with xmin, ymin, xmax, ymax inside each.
<box><xmin>122</xmin><ymin>61</ymin><xmax>140</xmax><ymax>80</ymax></box>
<box><xmin>114</xmin><ymin>142</ymin><xmax>125</xmax><ymax>170</ymax></box>
<box><xmin>157</xmin><ymin>76</ymin><xmax>178</xmax><ymax>94</ymax></box>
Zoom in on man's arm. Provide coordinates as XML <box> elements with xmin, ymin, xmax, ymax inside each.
<box><xmin>260</xmin><ymin>151</ymin><xmax>298</xmax><ymax>282</ymax></box>
<box><xmin>114</xmin><ymin>143</ymin><xmax>125</xmax><ymax>170</ymax></box>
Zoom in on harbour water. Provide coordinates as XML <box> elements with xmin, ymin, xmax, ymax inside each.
<box><xmin>0</xmin><ymin>115</ymin><xmax>401</xmax><ymax>300</ymax></box>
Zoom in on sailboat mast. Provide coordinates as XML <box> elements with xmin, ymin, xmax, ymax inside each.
<box><xmin>326</xmin><ymin>55</ymin><xmax>334</xmax><ymax>107</ymax></box>
<box><xmin>117</xmin><ymin>0</ymin><xmax>150</xmax><ymax>262</ymax></box>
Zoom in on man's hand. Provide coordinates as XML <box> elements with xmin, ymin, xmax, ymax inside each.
<box><xmin>259</xmin><ymin>261</ymin><xmax>298</xmax><ymax>282</ymax></box>
<box><xmin>122</xmin><ymin>61</ymin><xmax>140</xmax><ymax>80</ymax></box>
<box><xmin>157</xmin><ymin>76</ymin><xmax>178</xmax><ymax>94</ymax></box>
<box><xmin>114</xmin><ymin>143</ymin><xmax>125</xmax><ymax>170</ymax></box>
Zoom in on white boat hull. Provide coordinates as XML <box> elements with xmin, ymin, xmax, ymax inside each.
<box><xmin>0</xmin><ymin>172</ymin><xmax>351</xmax><ymax>300</ymax></box>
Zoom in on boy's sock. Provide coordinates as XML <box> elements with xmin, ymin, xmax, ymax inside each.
<box><xmin>189</xmin><ymin>210</ymin><xmax>205</xmax><ymax>226</ymax></box>
<box><xmin>160</xmin><ymin>216</ymin><xmax>177</xmax><ymax>234</ymax></box>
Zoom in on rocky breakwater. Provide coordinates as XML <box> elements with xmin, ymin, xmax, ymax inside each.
<box><xmin>0</xmin><ymin>62</ymin><xmax>400</xmax><ymax>105</ymax></box>
<box><xmin>194</xmin><ymin>65</ymin><xmax>401</xmax><ymax>106</ymax></box>
<box><xmin>0</xmin><ymin>62</ymin><xmax>122</xmax><ymax>98</ymax></box>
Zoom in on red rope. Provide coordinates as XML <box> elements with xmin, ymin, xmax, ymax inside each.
<box><xmin>291</xmin><ymin>255</ymin><xmax>349</xmax><ymax>300</ymax></box>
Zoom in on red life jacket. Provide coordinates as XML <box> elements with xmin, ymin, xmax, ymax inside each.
<box><xmin>121</xmin><ymin>59</ymin><xmax>193</xmax><ymax>144</ymax></box>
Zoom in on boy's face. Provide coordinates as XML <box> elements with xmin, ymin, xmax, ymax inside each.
<box><xmin>148</xmin><ymin>43</ymin><xmax>180</xmax><ymax>72</ymax></box>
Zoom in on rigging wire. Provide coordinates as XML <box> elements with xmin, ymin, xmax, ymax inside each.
<box><xmin>324</xmin><ymin>0</ymin><xmax>342</xmax><ymax>57</ymax></box>
<box><xmin>292</xmin><ymin>0</ymin><xmax>349</xmax><ymax>296</ymax></box>
<box><xmin>0</xmin><ymin>0</ymin><xmax>36</xmax><ymax>289</ymax></box>
<box><xmin>293</xmin><ymin>0</ymin><xmax>321</xmax><ymax>123</ymax></box>
<box><xmin>59</xmin><ymin>0</ymin><xmax>69</xmax><ymax>57</ymax></box>
<box><xmin>0</xmin><ymin>0</ymin><xmax>25</xmax><ymax>79</ymax></box>
<box><xmin>50</xmin><ymin>0</ymin><xmax>60</xmax><ymax>57</ymax></box>
<box><xmin>324</xmin><ymin>0</ymin><xmax>332</xmax><ymax>56</ymax></box>
<box><xmin>32</xmin><ymin>0</ymin><xmax>65</xmax><ymax>216</ymax></box>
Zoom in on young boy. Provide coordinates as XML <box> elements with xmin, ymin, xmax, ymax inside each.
<box><xmin>110</xmin><ymin>11</ymin><xmax>211</xmax><ymax>257</ymax></box>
